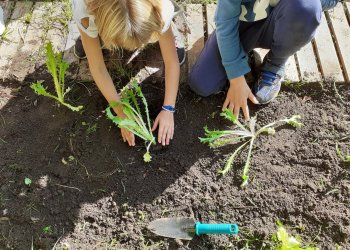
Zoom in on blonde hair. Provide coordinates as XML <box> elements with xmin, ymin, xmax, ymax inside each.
<box><xmin>86</xmin><ymin>0</ymin><xmax>164</xmax><ymax>51</ymax></box>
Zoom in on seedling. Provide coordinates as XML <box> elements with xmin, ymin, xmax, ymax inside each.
<box><xmin>336</xmin><ymin>143</ymin><xmax>350</xmax><ymax>163</ymax></box>
<box><xmin>0</xmin><ymin>27</ymin><xmax>11</xmax><ymax>42</ymax></box>
<box><xmin>106</xmin><ymin>80</ymin><xmax>155</xmax><ymax>162</ymax></box>
<box><xmin>31</xmin><ymin>42</ymin><xmax>83</xmax><ymax>112</ymax></box>
<box><xmin>24</xmin><ymin>177</ymin><xmax>32</xmax><ymax>186</ymax></box>
<box><xmin>272</xmin><ymin>225</ymin><xmax>318</xmax><ymax>250</ymax></box>
<box><xmin>42</xmin><ymin>225</ymin><xmax>53</xmax><ymax>235</ymax></box>
<box><xmin>200</xmin><ymin>109</ymin><xmax>303</xmax><ymax>187</ymax></box>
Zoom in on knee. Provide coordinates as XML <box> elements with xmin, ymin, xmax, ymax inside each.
<box><xmin>289</xmin><ymin>0</ymin><xmax>322</xmax><ymax>31</ymax></box>
<box><xmin>188</xmin><ymin>70</ymin><xmax>212</xmax><ymax>97</ymax></box>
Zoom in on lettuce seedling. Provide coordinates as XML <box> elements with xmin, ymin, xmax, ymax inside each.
<box><xmin>272</xmin><ymin>226</ymin><xmax>318</xmax><ymax>250</ymax></box>
<box><xmin>200</xmin><ymin>109</ymin><xmax>303</xmax><ymax>187</ymax></box>
<box><xmin>31</xmin><ymin>42</ymin><xmax>83</xmax><ymax>112</ymax></box>
<box><xmin>106</xmin><ymin>80</ymin><xmax>155</xmax><ymax>162</ymax></box>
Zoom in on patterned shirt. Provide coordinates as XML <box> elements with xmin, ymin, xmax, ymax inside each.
<box><xmin>239</xmin><ymin>0</ymin><xmax>280</xmax><ymax>22</ymax></box>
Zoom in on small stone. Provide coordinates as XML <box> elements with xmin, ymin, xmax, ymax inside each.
<box><xmin>307</xmin><ymin>181</ymin><xmax>318</xmax><ymax>192</ymax></box>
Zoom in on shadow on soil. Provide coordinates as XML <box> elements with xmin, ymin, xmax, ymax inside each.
<box><xmin>0</xmin><ymin>42</ymin><xmax>229</xmax><ymax>249</ymax></box>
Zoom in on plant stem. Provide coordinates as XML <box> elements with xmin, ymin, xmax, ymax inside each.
<box><xmin>241</xmin><ymin>137</ymin><xmax>255</xmax><ymax>187</ymax></box>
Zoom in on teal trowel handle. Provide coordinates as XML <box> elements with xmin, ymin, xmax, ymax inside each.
<box><xmin>195</xmin><ymin>222</ymin><xmax>239</xmax><ymax>236</ymax></box>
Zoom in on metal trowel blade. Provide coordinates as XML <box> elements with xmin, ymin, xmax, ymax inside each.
<box><xmin>147</xmin><ymin>217</ymin><xmax>196</xmax><ymax>240</ymax></box>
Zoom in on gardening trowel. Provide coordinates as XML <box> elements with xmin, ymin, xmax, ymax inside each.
<box><xmin>147</xmin><ymin>217</ymin><xmax>239</xmax><ymax>240</ymax></box>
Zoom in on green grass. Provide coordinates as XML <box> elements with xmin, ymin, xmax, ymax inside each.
<box><xmin>0</xmin><ymin>27</ymin><xmax>12</xmax><ymax>42</ymax></box>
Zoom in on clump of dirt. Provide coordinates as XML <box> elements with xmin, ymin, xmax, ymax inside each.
<box><xmin>1</xmin><ymin>61</ymin><xmax>349</xmax><ymax>250</ymax></box>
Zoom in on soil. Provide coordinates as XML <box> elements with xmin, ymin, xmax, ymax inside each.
<box><xmin>1</xmin><ymin>51</ymin><xmax>350</xmax><ymax>249</ymax></box>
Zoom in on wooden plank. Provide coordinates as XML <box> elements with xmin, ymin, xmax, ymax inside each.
<box><xmin>296</xmin><ymin>41</ymin><xmax>321</xmax><ymax>82</ymax></box>
<box><xmin>284</xmin><ymin>56</ymin><xmax>299</xmax><ymax>82</ymax></box>
<box><xmin>328</xmin><ymin>5</ymin><xmax>350</xmax><ymax>83</ymax></box>
<box><xmin>46</xmin><ymin>2</ymin><xmax>68</xmax><ymax>52</ymax></box>
<box><xmin>0</xmin><ymin>2</ymin><xmax>34</xmax><ymax>79</ymax></box>
<box><xmin>206</xmin><ymin>4</ymin><xmax>216</xmax><ymax>36</ymax></box>
<box><xmin>314</xmin><ymin>12</ymin><xmax>344</xmax><ymax>82</ymax></box>
<box><xmin>186</xmin><ymin>4</ymin><xmax>204</xmax><ymax>71</ymax></box>
<box><xmin>10</xmin><ymin>2</ymin><xmax>50</xmax><ymax>80</ymax></box>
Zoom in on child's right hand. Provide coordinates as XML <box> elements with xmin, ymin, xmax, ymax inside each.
<box><xmin>223</xmin><ymin>76</ymin><xmax>259</xmax><ymax>121</ymax></box>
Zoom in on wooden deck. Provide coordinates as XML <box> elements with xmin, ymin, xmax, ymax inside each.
<box><xmin>0</xmin><ymin>1</ymin><xmax>350</xmax><ymax>84</ymax></box>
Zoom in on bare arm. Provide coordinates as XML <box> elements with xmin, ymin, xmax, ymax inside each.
<box><xmin>79</xmin><ymin>26</ymin><xmax>119</xmax><ymax>108</ymax></box>
<box><xmin>78</xmin><ymin>18</ymin><xmax>135</xmax><ymax>145</ymax></box>
<box><xmin>159</xmin><ymin>28</ymin><xmax>180</xmax><ymax>107</ymax></box>
<box><xmin>152</xmin><ymin>28</ymin><xmax>180</xmax><ymax>145</ymax></box>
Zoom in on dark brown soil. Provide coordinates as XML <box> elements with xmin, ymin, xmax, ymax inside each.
<box><xmin>1</xmin><ymin>54</ymin><xmax>350</xmax><ymax>249</ymax></box>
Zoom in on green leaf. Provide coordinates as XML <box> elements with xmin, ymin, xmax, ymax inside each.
<box><xmin>277</xmin><ymin>227</ymin><xmax>301</xmax><ymax>248</ymax></box>
<box><xmin>241</xmin><ymin>139</ymin><xmax>255</xmax><ymax>187</ymax></box>
<box><xmin>218</xmin><ymin>141</ymin><xmax>250</xmax><ymax>176</ymax></box>
<box><xmin>43</xmin><ymin>225</ymin><xmax>53</xmax><ymax>234</ymax></box>
<box><xmin>143</xmin><ymin>152</ymin><xmax>152</xmax><ymax>162</ymax></box>
<box><xmin>283</xmin><ymin>115</ymin><xmax>304</xmax><ymax>128</ymax></box>
<box><xmin>260</xmin><ymin>127</ymin><xmax>276</xmax><ymax>135</ymax></box>
<box><xmin>220</xmin><ymin>108</ymin><xmax>237</xmax><ymax>124</ymax></box>
<box><xmin>24</xmin><ymin>178</ymin><xmax>32</xmax><ymax>186</ymax></box>
<box><xmin>31</xmin><ymin>41</ymin><xmax>83</xmax><ymax>112</ymax></box>
<box><xmin>31</xmin><ymin>81</ymin><xmax>56</xmax><ymax>99</ymax></box>
<box><xmin>105</xmin><ymin>84</ymin><xmax>155</xmax><ymax>161</ymax></box>
<box><xmin>275</xmin><ymin>226</ymin><xmax>319</xmax><ymax>250</ymax></box>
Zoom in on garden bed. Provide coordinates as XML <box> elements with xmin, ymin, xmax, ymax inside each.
<box><xmin>0</xmin><ymin>65</ymin><xmax>349</xmax><ymax>249</ymax></box>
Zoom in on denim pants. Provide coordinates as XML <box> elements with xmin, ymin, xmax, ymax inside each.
<box><xmin>188</xmin><ymin>0</ymin><xmax>337</xmax><ymax>97</ymax></box>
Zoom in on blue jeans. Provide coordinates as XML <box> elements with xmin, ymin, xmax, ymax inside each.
<box><xmin>189</xmin><ymin>0</ymin><xmax>338</xmax><ymax>97</ymax></box>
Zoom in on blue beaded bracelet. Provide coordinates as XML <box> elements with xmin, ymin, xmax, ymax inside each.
<box><xmin>162</xmin><ymin>105</ymin><xmax>176</xmax><ymax>113</ymax></box>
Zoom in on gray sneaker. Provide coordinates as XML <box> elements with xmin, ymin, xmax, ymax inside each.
<box><xmin>253</xmin><ymin>70</ymin><xmax>282</xmax><ymax>104</ymax></box>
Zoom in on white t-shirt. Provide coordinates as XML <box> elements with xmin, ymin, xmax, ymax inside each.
<box><xmin>72</xmin><ymin>0</ymin><xmax>176</xmax><ymax>38</ymax></box>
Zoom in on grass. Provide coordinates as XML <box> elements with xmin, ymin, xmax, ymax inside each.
<box><xmin>0</xmin><ymin>27</ymin><xmax>12</xmax><ymax>42</ymax></box>
<box><xmin>106</xmin><ymin>80</ymin><xmax>155</xmax><ymax>162</ymax></box>
<box><xmin>200</xmin><ymin>109</ymin><xmax>303</xmax><ymax>187</ymax></box>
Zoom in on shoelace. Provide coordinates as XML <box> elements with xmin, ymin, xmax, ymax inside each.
<box><xmin>260</xmin><ymin>71</ymin><xmax>279</xmax><ymax>86</ymax></box>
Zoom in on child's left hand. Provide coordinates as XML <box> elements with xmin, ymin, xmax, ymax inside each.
<box><xmin>152</xmin><ymin>111</ymin><xmax>174</xmax><ymax>146</ymax></box>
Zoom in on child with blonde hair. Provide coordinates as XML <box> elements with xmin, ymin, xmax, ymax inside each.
<box><xmin>72</xmin><ymin>0</ymin><xmax>186</xmax><ymax>146</ymax></box>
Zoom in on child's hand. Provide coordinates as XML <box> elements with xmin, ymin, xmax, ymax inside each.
<box><xmin>120</xmin><ymin>128</ymin><xmax>135</xmax><ymax>146</ymax></box>
<box><xmin>152</xmin><ymin>111</ymin><xmax>174</xmax><ymax>146</ymax></box>
<box><xmin>113</xmin><ymin>107</ymin><xmax>135</xmax><ymax>146</ymax></box>
<box><xmin>223</xmin><ymin>76</ymin><xmax>259</xmax><ymax>121</ymax></box>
